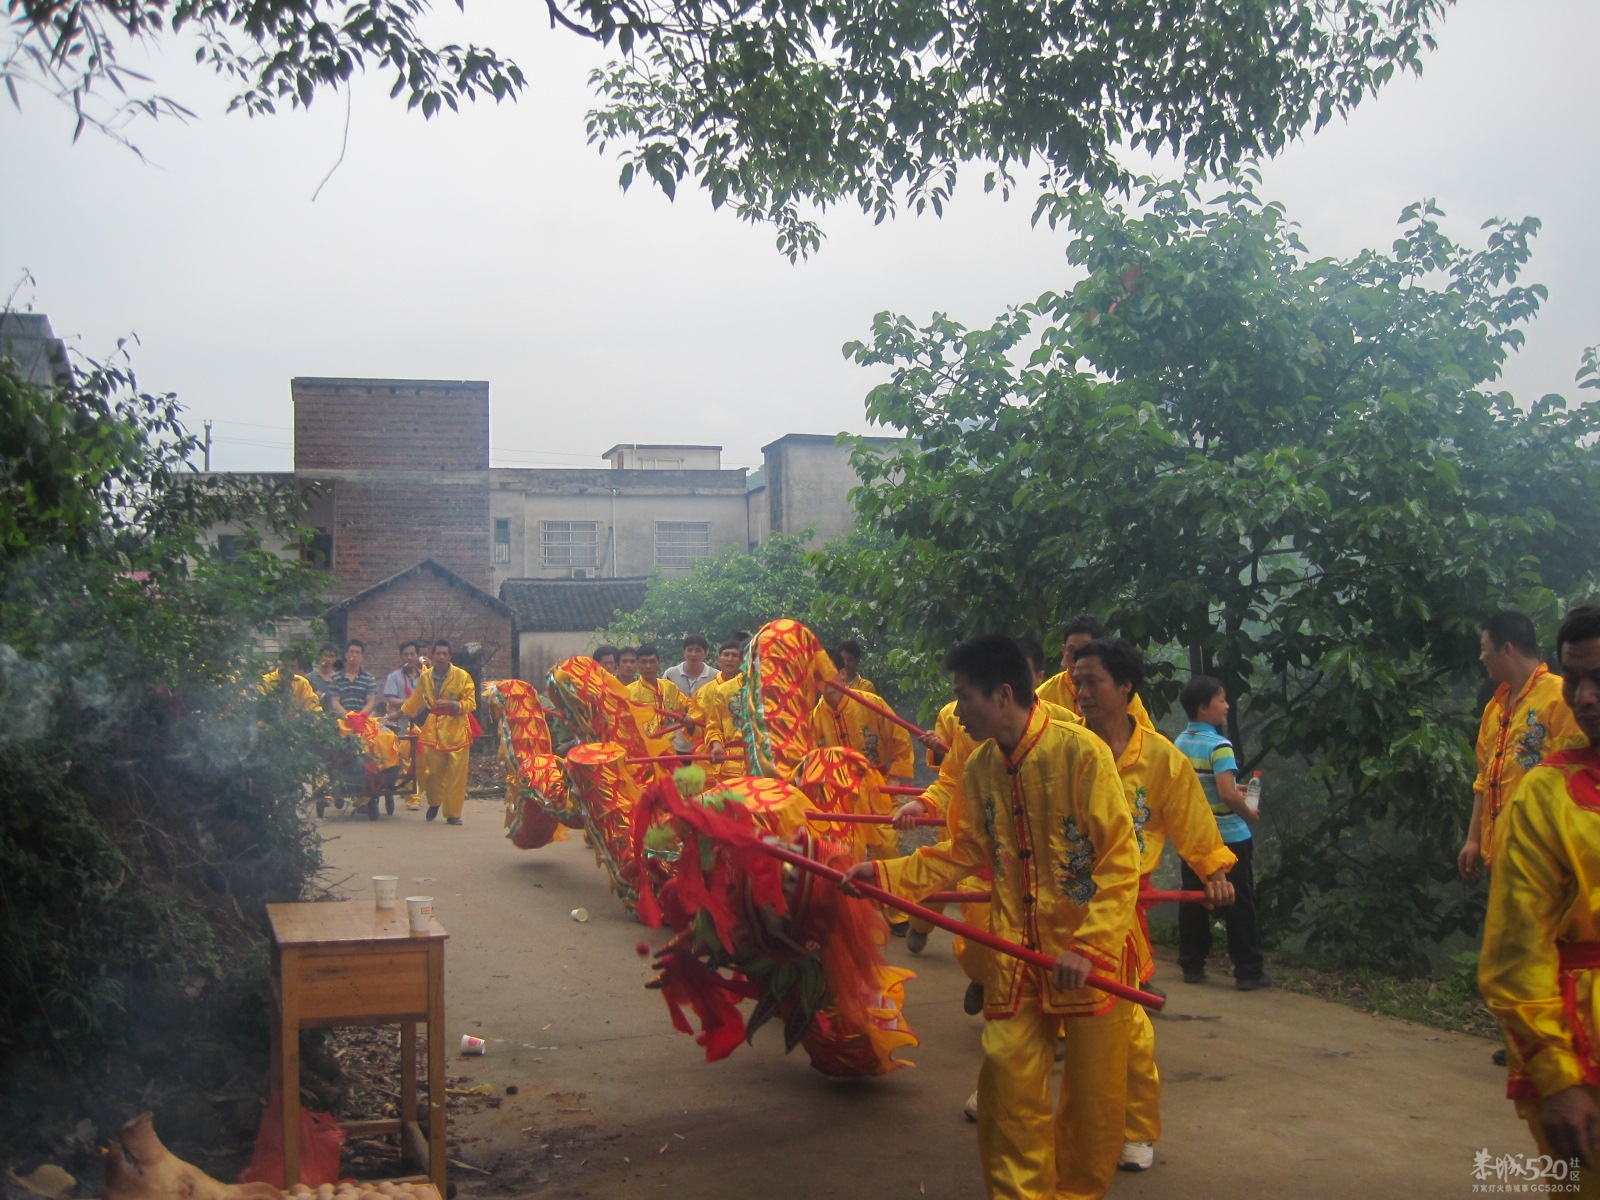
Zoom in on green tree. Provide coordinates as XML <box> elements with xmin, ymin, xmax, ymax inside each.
<box><xmin>7</xmin><ymin>0</ymin><xmax>1446</xmax><ymax>253</ymax></box>
<box><xmin>596</xmin><ymin>528</ymin><xmax>932</xmax><ymax>711</ymax></box>
<box><xmin>599</xmin><ymin>531</ymin><xmax>828</xmax><ymax>648</ymax></box>
<box><xmin>826</xmin><ymin>171</ymin><xmax>1600</xmax><ymax>973</ymax></box>
<box><xmin>0</xmin><ymin>344</ymin><xmax>336</xmax><ymax>1165</ymax></box>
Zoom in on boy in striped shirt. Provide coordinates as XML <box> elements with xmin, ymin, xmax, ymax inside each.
<box><xmin>1173</xmin><ymin>676</ymin><xmax>1270</xmax><ymax>990</ymax></box>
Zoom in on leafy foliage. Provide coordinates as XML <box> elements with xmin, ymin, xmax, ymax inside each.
<box><xmin>586</xmin><ymin>0</ymin><xmax>1449</xmax><ymax>257</ymax></box>
<box><xmin>598</xmin><ymin>532</ymin><xmax>829</xmax><ymax>650</ymax></box>
<box><xmin>826</xmin><ymin>171</ymin><xmax>1600</xmax><ymax>972</ymax></box>
<box><xmin>0</xmin><ymin>343</ymin><xmax>335</xmax><ymax>1161</ymax></box>
<box><xmin>596</xmin><ymin>528</ymin><xmax>934</xmax><ymax>712</ymax></box>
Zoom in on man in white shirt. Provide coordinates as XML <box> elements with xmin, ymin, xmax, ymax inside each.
<box><xmin>663</xmin><ymin>635</ymin><xmax>715</xmax><ymax>752</ymax></box>
<box><xmin>663</xmin><ymin>635</ymin><xmax>715</xmax><ymax>698</ymax></box>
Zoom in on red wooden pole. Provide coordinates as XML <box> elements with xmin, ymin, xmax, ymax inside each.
<box><xmin>1138</xmin><ymin>888</ymin><xmax>1208</xmax><ymax>906</ymax></box>
<box><xmin>804</xmin><ymin>810</ymin><xmax>944</xmax><ymax>828</ymax></box>
<box><xmin>824</xmin><ymin>681</ymin><xmax>949</xmax><ymax>754</ymax></box>
<box><xmin>755</xmin><ymin>841</ymin><xmax>1164</xmax><ymax>1009</ymax></box>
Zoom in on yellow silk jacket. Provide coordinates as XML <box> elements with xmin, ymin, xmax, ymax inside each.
<box><xmin>1475</xmin><ymin>665</ymin><xmax>1583</xmax><ymax>865</ymax></box>
<box><xmin>628</xmin><ymin>676</ymin><xmax>688</xmax><ymax>739</ymax></box>
<box><xmin>918</xmin><ymin>698</ymin><xmax>1078</xmax><ymax>823</ymax></box>
<box><xmin>1481</xmin><ymin>745</ymin><xmax>1600</xmax><ymax>1102</ymax></box>
<box><xmin>811</xmin><ymin>691</ymin><xmax>915</xmax><ymax>779</ymax></box>
<box><xmin>260</xmin><ymin>669</ymin><xmax>322</xmax><ymax>712</ymax></box>
<box><xmin>1037</xmin><ymin>670</ymin><xmax>1155</xmax><ymax>731</ymax></box>
<box><xmin>402</xmin><ymin>664</ymin><xmax>478</xmax><ymax>754</ymax></box>
<box><xmin>1113</xmin><ymin>722</ymin><xmax>1237</xmax><ymax>981</ymax></box>
<box><xmin>874</xmin><ymin>703</ymin><xmax>1140</xmax><ymax>1018</ymax></box>
<box><xmin>693</xmin><ymin>673</ymin><xmax>747</xmax><ymax>774</ymax></box>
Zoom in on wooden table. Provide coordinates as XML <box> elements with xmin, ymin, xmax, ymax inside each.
<box><xmin>267</xmin><ymin>901</ymin><xmax>448</xmax><ymax>1192</ymax></box>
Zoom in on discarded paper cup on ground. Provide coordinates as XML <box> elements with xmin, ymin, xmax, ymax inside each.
<box><xmin>460</xmin><ymin>1034</ymin><xmax>486</xmax><ymax>1055</ymax></box>
<box><xmin>570</xmin><ymin>908</ymin><xmax>589</xmax><ymax>923</ymax></box>
<box><xmin>406</xmin><ymin>896</ymin><xmax>434</xmax><ymax>933</ymax></box>
<box><xmin>373</xmin><ymin>875</ymin><xmax>399</xmax><ymax>908</ymax></box>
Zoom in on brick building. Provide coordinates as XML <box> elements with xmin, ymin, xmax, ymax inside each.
<box><xmin>208</xmin><ymin>375</ymin><xmax>902</xmax><ymax>683</ymax></box>
<box><xmin>294</xmin><ymin>378</ymin><xmax>491</xmax><ymax>594</ymax></box>
<box><xmin>325</xmin><ymin>559</ymin><xmax>515</xmax><ymax>680</ymax></box>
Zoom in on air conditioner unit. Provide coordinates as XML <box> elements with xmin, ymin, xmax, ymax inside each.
<box><xmin>571</xmin><ymin>568</ymin><xmax>591</xmax><ymax>580</ymax></box>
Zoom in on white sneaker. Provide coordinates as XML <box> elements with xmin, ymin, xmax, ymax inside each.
<box><xmin>1118</xmin><ymin>1141</ymin><xmax>1155</xmax><ymax>1171</ymax></box>
<box><xmin>963</xmin><ymin>1090</ymin><xmax>978</xmax><ymax>1122</ymax></box>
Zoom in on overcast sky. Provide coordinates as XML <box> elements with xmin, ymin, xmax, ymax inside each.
<box><xmin>3</xmin><ymin>0</ymin><xmax>1596</xmax><ymax>474</ymax></box>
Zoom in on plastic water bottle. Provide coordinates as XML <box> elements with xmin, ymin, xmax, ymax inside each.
<box><xmin>1244</xmin><ymin>771</ymin><xmax>1262</xmax><ymax>812</ymax></box>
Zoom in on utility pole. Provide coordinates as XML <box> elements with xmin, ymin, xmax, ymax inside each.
<box><xmin>203</xmin><ymin>421</ymin><xmax>212</xmax><ymax>472</ymax></box>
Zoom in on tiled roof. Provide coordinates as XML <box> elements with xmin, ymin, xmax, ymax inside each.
<box><xmin>498</xmin><ymin>578</ymin><xmax>651</xmax><ymax>633</ymax></box>
<box><xmin>326</xmin><ymin>558</ymin><xmax>514</xmax><ymax>617</ymax></box>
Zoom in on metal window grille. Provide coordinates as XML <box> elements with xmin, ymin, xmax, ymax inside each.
<box><xmin>654</xmin><ymin>521</ymin><xmax>712</xmax><ymax>569</ymax></box>
<box><xmin>493</xmin><ymin>518</ymin><xmax>511</xmax><ymax>564</ymax></box>
<box><xmin>541</xmin><ymin>521</ymin><xmax>599</xmax><ymax>567</ymax></box>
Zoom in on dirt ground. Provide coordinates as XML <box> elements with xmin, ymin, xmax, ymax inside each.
<box><xmin>316</xmin><ymin>794</ymin><xmax>1527</xmax><ymax>1199</ymax></box>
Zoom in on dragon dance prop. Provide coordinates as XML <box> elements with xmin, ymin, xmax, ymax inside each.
<box><xmin>483</xmin><ymin>679</ymin><xmax>576</xmax><ymax>849</ymax></box>
<box><xmin>794</xmin><ymin>745</ymin><xmax>900</xmax><ymax>858</ymax></box>
<box><xmin>631</xmin><ymin>769</ymin><xmax>918</xmax><ymax>1078</ymax></box>
<box><xmin>735</xmin><ymin>619</ymin><xmax>837</xmax><ymax>780</ymax></box>
<box><xmin>566</xmin><ymin>741</ymin><xmax>651</xmax><ymax>903</ymax></box>
<box><xmin>758</xmin><ymin>840</ymin><xmax>1166</xmax><ymax>1010</ymax></box>
<box><xmin>546</xmin><ymin>655</ymin><xmax>669</xmax><ymax>767</ymax></box>
<box><xmin>543</xmin><ymin>657</ymin><xmax>689</xmax><ymax>903</ymax></box>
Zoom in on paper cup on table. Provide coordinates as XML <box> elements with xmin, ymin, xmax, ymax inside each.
<box><xmin>460</xmin><ymin>1034</ymin><xmax>486</xmax><ymax>1055</ymax></box>
<box><xmin>373</xmin><ymin>875</ymin><xmax>399</xmax><ymax>908</ymax></box>
<box><xmin>406</xmin><ymin>896</ymin><xmax>434</xmax><ymax>933</ymax></box>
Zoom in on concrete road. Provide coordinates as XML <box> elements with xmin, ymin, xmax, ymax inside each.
<box><xmin>320</xmin><ymin>795</ymin><xmax>1525</xmax><ymax>1199</ymax></box>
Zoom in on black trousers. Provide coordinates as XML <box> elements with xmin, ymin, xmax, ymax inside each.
<box><xmin>1176</xmin><ymin>837</ymin><xmax>1264</xmax><ymax>980</ymax></box>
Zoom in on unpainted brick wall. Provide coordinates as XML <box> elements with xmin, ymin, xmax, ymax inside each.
<box><xmin>293</xmin><ymin>379</ymin><xmax>492</xmax><ymax>593</ymax></box>
<box><xmin>293</xmin><ymin>379</ymin><xmax>489</xmax><ymax>471</ymax></box>
<box><xmin>333</xmin><ymin>479</ymin><xmax>490</xmax><ymax>593</ymax></box>
<box><xmin>344</xmin><ymin>572</ymin><xmax>513</xmax><ymax>683</ymax></box>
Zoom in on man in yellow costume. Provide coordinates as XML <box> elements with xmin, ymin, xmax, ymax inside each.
<box><xmin>811</xmin><ymin>646</ymin><xmax>914</xmax><ymax>783</ymax></box>
<box><xmin>846</xmin><ymin>635</ymin><xmax>1140</xmax><ymax>1200</ymax></box>
<box><xmin>1036</xmin><ymin>614</ymin><xmax>1153</xmax><ymax>731</ymax></box>
<box><xmin>1460</xmin><ymin>609</ymin><xmax>1582</xmax><ymax>881</ymax></box>
<box><xmin>261</xmin><ymin>649</ymin><xmax>321</xmax><ymax>712</ymax></box>
<box><xmin>401</xmin><ymin>640</ymin><xmax>478</xmax><ymax>825</ymax></box>
<box><xmin>697</xmin><ymin>639</ymin><xmax>747</xmax><ymax>781</ymax></box>
<box><xmin>1072</xmin><ymin>637</ymin><xmax>1235</xmax><ymax>1175</ymax></box>
<box><xmin>1481</xmin><ymin>603</ymin><xmax>1600</xmax><ymax>1193</ymax></box>
<box><xmin>893</xmin><ymin>639</ymin><xmax>1078</xmax><ymax>965</ymax></box>
<box><xmin>627</xmin><ymin>643</ymin><xmax>688</xmax><ymax>741</ymax></box>
<box><xmin>814</xmin><ymin>643</ymin><xmax>916</xmax><ymax>931</ymax></box>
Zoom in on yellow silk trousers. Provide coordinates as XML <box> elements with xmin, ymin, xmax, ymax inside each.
<box><xmin>419</xmin><ymin>747</ymin><xmax>470</xmax><ymax>819</ymax></box>
<box><xmin>978</xmin><ymin>997</ymin><xmax>1132</xmax><ymax>1200</ymax></box>
<box><xmin>1123</xmin><ymin>1004</ymin><xmax>1160</xmax><ymax>1143</ymax></box>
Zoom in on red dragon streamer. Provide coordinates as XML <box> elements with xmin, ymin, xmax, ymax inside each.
<box><xmin>483</xmin><ymin>678</ymin><xmax>575</xmax><ymax>849</ymax></box>
<box><xmin>631</xmin><ymin>771</ymin><xmax>918</xmax><ymax>1078</ymax></box>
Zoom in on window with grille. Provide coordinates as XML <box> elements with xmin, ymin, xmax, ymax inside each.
<box><xmin>654</xmin><ymin>521</ymin><xmax>712</xmax><ymax>569</ymax></box>
<box><xmin>541</xmin><ymin>521</ymin><xmax>598</xmax><ymax>567</ymax></box>
<box><xmin>493</xmin><ymin>517</ymin><xmax>511</xmax><ymax>564</ymax></box>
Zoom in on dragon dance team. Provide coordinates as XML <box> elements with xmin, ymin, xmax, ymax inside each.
<box><xmin>693</xmin><ymin>603</ymin><xmax>1600</xmax><ymax>1200</ymax></box>
<box><xmin>261</xmin><ymin>599</ymin><xmax>1600</xmax><ymax>1199</ymax></box>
